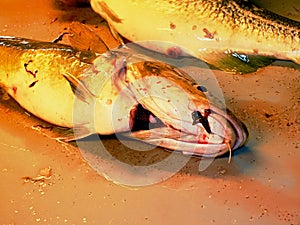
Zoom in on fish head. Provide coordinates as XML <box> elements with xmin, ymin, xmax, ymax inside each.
<box><xmin>110</xmin><ymin>56</ymin><xmax>248</xmax><ymax>157</ymax></box>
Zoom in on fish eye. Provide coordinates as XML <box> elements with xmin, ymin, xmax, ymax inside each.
<box><xmin>196</xmin><ymin>85</ymin><xmax>208</xmax><ymax>92</ymax></box>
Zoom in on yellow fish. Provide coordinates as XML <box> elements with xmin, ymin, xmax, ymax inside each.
<box><xmin>91</xmin><ymin>0</ymin><xmax>300</xmax><ymax>73</ymax></box>
<box><xmin>0</xmin><ymin>36</ymin><xmax>248</xmax><ymax>157</ymax></box>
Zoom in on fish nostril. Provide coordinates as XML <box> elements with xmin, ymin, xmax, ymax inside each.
<box><xmin>204</xmin><ymin>109</ymin><xmax>211</xmax><ymax>117</ymax></box>
<box><xmin>191</xmin><ymin>110</ymin><xmax>211</xmax><ymax>133</ymax></box>
<box><xmin>196</xmin><ymin>85</ymin><xmax>207</xmax><ymax>92</ymax></box>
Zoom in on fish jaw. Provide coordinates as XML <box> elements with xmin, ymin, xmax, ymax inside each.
<box><xmin>116</xmin><ymin>60</ymin><xmax>248</xmax><ymax>157</ymax></box>
<box><xmin>124</xmin><ymin>102</ymin><xmax>248</xmax><ymax>157</ymax></box>
<box><xmin>78</xmin><ymin>51</ymin><xmax>248</xmax><ymax>157</ymax></box>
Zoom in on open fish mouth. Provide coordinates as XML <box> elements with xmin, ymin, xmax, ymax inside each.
<box><xmin>113</xmin><ymin>59</ymin><xmax>249</xmax><ymax>157</ymax></box>
<box><xmin>125</xmin><ymin>102</ymin><xmax>248</xmax><ymax>157</ymax></box>
<box><xmin>67</xmin><ymin>48</ymin><xmax>248</xmax><ymax>158</ymax></box>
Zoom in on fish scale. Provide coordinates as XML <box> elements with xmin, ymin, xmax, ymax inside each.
<box><xmin>0</xmin><ymin>34</ymin><xmax>248</xmax><ymax>157</ymax></box>
<box><xmin>91</xmin><ymin>0</ymin><xmax>300</xmax><ymax>73</ymax></box>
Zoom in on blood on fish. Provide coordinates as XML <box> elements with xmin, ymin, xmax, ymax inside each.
<box><xmin>91</xmin><ymin>65</ymin><xmax>100</xmax><ymax>74</ymax></box>
<box><xmin>166</xmin><ymin>46</ymin><xmax>182</xmax><ymax>58</ymax></box>
<box><xmin>138</xmin><ymin>87</ymin><xmax>147</xmax><ymax>91</ymax></box>
<box><xmin>170</xmin><ymin>22</ymin><xmax>176</xmax><ymax>29</ymax></box>
<box><xmin>106</xmin><ymin>99</ymin><xmax>112</xmax><ymax>105</ymax></box>
<box><xmin>204</xmin><ymin>109</ymin><xmax>211</xmax><ymax>117</ymax></box>
<box><xmin>198</xmin><ymin>134</ymin><xmax>209</xmax><ymax>144</ymax></box>
<box><xmin>12</xmin><ymin>86</ymin><xmax>17</xmax><ymax>95</ymax></box>
<box><xmin>203</xmin><ymin>28</ymin><xmax>216</xmax><ymax>39</ymax></box>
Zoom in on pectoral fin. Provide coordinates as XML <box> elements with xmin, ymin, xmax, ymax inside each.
<box><xmin>63</xmin><ymin>72</ymin><xmax>96</xmax><ymax>103</ymax></box>
<box><xmin>199</xmin><ymin>51</ymin><xmax>275</xmax><ymax>74</ymax></box>
<box><xmin>55</xmin><ymin>125</ymin><xmax>94</xmax><ymax>142</ymax></box>
<box><xmin>106</xmin><ymin>22</ymin><xmax>126</xmax><ymax>46</ymax></box>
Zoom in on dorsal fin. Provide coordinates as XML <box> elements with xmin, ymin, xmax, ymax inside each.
<box><xmin>68</xmin><ymin>21</ymin><xmax>110</xmax><ymax>53</ymax></box>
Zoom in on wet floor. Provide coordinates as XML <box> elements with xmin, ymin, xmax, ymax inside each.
<box><xmin>0</xmin><ymin>0</ymin><xmax>299</xmax><ymax>224</ymax></box>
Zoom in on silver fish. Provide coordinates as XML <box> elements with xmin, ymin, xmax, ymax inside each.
<box><xmin>91</xmin><ymin>0</ymin><xmax>300</xmax><ymax>73</ymax></box>
<box><xmin>0</xmin><ymin>36</ymin><xmax>248</xmax><ymax>157</ymax></box>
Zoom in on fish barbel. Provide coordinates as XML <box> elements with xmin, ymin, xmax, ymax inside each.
<box><xmin>91</xmin><ymin>0</ymin><xmax>300</xmax><ymax>73</ymax></box>
<box><xmin>0</xmin><ymin>36</ymin><xmax>247</xmax><ymax>157</ymax></box>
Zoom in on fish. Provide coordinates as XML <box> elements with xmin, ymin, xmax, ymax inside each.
<box><xmin>0</xmin><ymin>36</ymin><xmax>98</xmax><ymax>128</ymax></box>
<box><xmin>90</xmin><ymin>0</ymin><xmax>300</xmax><ymax>74</ymax></box>
<box><xmin>0</xmin><ymin>36</ymin><xmax>248</xmax><ymax>157</ymax></box>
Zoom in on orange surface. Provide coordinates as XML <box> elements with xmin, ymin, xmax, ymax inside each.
<box><xmin>0</xmin><ymin>1</ymin><xmax>300</xmax><ymax>224</ymax></box>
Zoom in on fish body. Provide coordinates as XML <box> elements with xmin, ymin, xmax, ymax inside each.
<box><xmin>91</xmin><ymin>0</ymin><xmax>300</xmax><ymax>73</ymax></box>
<box><xmin>0</xmin><ymin>36</ymin><xmax>130</xmax><ymax>135</ymax></box>
<box><xmin>0</xmin><ymin>36</ymin><xmax>248</xmax><ymax>157</ymax></box>
<box><xmin>0</xmin><ymin>36</ymin><xmax>96</xmax><ymax>127</ymax></box>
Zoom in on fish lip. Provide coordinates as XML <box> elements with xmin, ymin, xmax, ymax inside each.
<box><xmin>127</xmin><ymin>103</ymin><xmax>248</xmax><ymax>156</ymax></box>
<box><xmin>210</xmin><ymin>106</ymin><xmax>249</xmax><ymax>151</ymax></box>
<box><xmin>226</xmin><ymin>112</ymin><xmax>249</xmax><ymax>150</ymax></box>
<box><xmin>187</xmin><ymin>108</ymin><xmax>249</xmax><ymax>156</ymax></box>
<box><xmin>232</xmin><ymin>119</ymin><xmax>249</xmax><ymax>149</ymax></box>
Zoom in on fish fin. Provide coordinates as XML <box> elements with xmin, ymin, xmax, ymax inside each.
<box><xmin>63</xmin><ymin>72</ymin><xmax>96</xmax><ymax>103</ymax></box>
<box><xmin>54</xmin><ymin>128</ymin><xmax>76</xmax><ymax>142</ymax></box>
<box><xmin>96</xmin><ymin>1</ymin><xmax>123</xmax><ymax>23</ymax></box>
<box><xmin>199</xmin><ymin>51</ymin><xmax>275</xmax><ymax>74</ymax></box>
<box><xmin>76</xmin><ymin>50</ymin><xmax>99</xmax><ymax>64</ymax></box>
<box><xmin>52</xmin><ymin>32</ymin><xmax>69</xmax><ymax>43</ymax></box>
<box><xmin>68</xmin><ymin>21</ymin><xmax>110</xmax><ymax>53</ymax></box>
<box><xmin>106</xmin><ymin>22</ymin><xmax>126</xmax><ymax>47</ymax></box>
<box><xmin>55</xmin><ymin>125</ymin><xmax>94</xmax><ymax>142</ymax></box>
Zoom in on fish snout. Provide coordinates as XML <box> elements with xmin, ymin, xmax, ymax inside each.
<box><xmin>124</xmin><ymin>102</ymin><xmax>248</xmax><ymax>158</ymax></box>
<box><xmin>206</xmin><ymin>106</ymin><xmax>249</xmax><ymax>154</ymax></box>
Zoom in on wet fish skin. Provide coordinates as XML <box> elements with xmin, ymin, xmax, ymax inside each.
<box><xmin>91</xmin><ymin>0</ymin><xmax>300</xmax><ymax>73</ymax></box>
<box><xmin>119</xmin><ymin>58</ymin><xmax>248</xmax><ymax>156</ymax></box>
<box><xmin>0</xmin><ymin>36</ymin><xmax>97</xmax><ymax>127</ymax></box>
<box><xmin>0</xmin><ymin>36</ymin><xmax>248</xmax><ymax>157</ymax></box>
